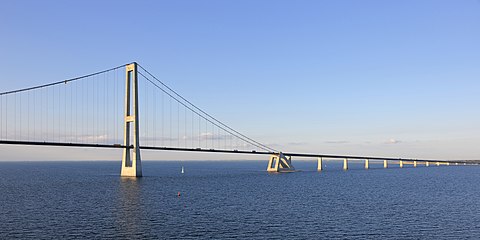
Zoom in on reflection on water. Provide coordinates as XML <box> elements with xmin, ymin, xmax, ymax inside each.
<box><xmin>116</xmin><ymin>177</ymin><xmax>143</xmax><ymax>239</ymax></box>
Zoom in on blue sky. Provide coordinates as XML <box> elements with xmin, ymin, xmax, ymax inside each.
<box><xmin>1</xmin><ymin>0</ymin><xmax>479</xmax><ymax>160</ymax></box>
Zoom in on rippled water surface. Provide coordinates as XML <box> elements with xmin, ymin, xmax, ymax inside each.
<box><xmin>1</xmin><ymin>160</ymin><xmax>479</xmax><ymax>239</ymax></box>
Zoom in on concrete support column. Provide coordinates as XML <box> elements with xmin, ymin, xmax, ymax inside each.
<box><xmin>267</xmin><ymin>155</ymin><xmax>280</xmax><ymax>172</ymax></box>
<box><xmin>426</xmin><ymin>161</ymin><xmax>429</xmax><ymax>167</ymax></box>
<box><xmin>399</xmin><ymin>160</ymin><xmax>403</xmax><ymax>168</ymax></box>
<box><xmin>365</xmin><ymin>159</ymin><xmax>369</xmax><ymax>169</ymax></box>
<box><xmin>317</xmin><ymin>157</ymin><xmax>323</xmax><ymax>171</ymax></box>
<box><xmin>383</xmin><ymin>160</ymin><xmax>388</xmax><ymax>168</ymax></box>
<box><xmin>343</xmin><ymin>158</ymin><xmax>348</xmax><ymax>171</ymax></box>
<box><xmin>414</xmin><ymin>161</ymin><xmax>417</xmax><ymax>168</ymax></box>
<box><xmin>267</xmin><ymin>153</ymin><xmax>295</xmax><ymax>172</ymax></box>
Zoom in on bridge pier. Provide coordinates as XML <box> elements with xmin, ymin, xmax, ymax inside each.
<box><xmin>365</xmin><ymin>159</ymin><xmax>369</xmax><ymax>169</ymax></box>
<box><xmin>436</xmin><ymin>162</ymin><xmax>440</xmax><ymax>166</ymax></box>
<box><xmin>267</xmin><ymin>153</ymin><xmax>295</xmax><ymax>172</ymax></box>
<box><xmin>317</xmin><ymin>157</ymin><xmax>323</xmax><ymax>171</ymax></box>
<box><xmin>414</xmin><ymin>161</ymin><xmax>417</xmax><ymax>167</ymax></box>
<box><xmin>121</xmin><ymin>63</ymin><xmax>142</xmax><ymax>177</ymax></box>
<box><xmin>384</xmin><ymin>160</ymin><xmax>388</xmax><ymax>168</ymax></box>
<box><xmin>343</xmin><ymin>158</ymin><xmax>348</xmax><ymax>170</ymax></box>
<box><xmin>426</xmin><ymin>161</ymin><xmax>429</xmax><ymax>167</ymax></box>
<box><xmin>399</xmin><ymin>160</ymin><xmax>403</xmax><ymax>168</ymax></box>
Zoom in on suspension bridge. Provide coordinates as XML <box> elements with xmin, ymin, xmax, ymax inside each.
<box><xmin>0</xmin><ymin>62</ymin><xmax>477</xmax><ymax>176</ymax></box>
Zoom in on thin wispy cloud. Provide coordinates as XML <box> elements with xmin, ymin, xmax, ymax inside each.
<box><xmin>199</xmin><ymin>132</ymin><xmax>229</xmax><ymax>140</ymax></box>
<box><xmin>263</xmin><ymin>143</ymin><xmax>283</xmax><ymax>148</ymax></box>
<box><xmin>385</xmin><ymin>139</ymin><xmax>402</xmax><ymax>144</ymax></box>
<box><xmin>287</xmin><ymin>142</ymin><xmax>308</xmax><ymax>146</ymax></box>
<box><xmin>325</xmin><ymin>140</ymin><xmax>349</xmax><ymax>144</ymax></box>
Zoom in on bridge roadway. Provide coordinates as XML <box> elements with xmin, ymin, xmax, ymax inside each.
<box><xmin>1</xmin><ymin>140</ymin><xmax>478</xmax><ymax>164</ymax></box>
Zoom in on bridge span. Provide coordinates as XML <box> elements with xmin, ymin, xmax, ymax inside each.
<box><xmin>0</xmin><ymin>62</ymin><xmax>478</xmax><ymax>176</ymax></box>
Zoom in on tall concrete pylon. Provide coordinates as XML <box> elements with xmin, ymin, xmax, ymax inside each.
<box><xmin>121</xmin><ymin>63</ymin><xmax>142</xmax><ymax>177</ymax></box>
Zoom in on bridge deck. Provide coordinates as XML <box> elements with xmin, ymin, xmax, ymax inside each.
<box><xmin>1</xmin><ymin>140</ymin><xmax>476</xmax><ymax>164</ymax></box>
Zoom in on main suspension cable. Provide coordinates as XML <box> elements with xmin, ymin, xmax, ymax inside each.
<box><xmin>137</xmin><ymin>70</ymin><xmax>275</xmax><ymax>152</ymax></box>
<box><xmin>0</xmin><ymin>64</ymin><xmax>126</xmax><ymax>96</ymax></box>
<box><xmin>137</xmin><ymin>64</ymin><xmax>277</xmax><ymax>152</ymax></box>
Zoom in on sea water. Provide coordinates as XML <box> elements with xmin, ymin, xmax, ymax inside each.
<box><xmin>0</xmin><ymin>160</ymin><xmax>479</xmax><ymax>239</ymax></box>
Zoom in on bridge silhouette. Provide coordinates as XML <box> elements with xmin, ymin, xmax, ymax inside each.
<box><xmin>0</xmin><ymin>62</ymin><xmax>477</xmax><ymax>176</ymax></box>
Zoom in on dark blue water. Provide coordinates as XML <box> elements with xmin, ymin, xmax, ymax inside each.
<box><xmin>1</xmin><ymin>160</ymin><xmax>479</xmax><ymax>239</ymax></box>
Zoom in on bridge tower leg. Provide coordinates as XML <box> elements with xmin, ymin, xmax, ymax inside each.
<box><xmin>343</xmin><ymin>158</ymin><xmax>348</xmax><ymax>171</ymax></box>
<box><xmin>267</xmin><ymin>153</ymin><xmax>295</xmax><ymax>172</ymax></box>
<box><xmin>317</xmin><ymin>157</ymin><xmax>323</xmax><ymax>171</ymax></box>
<box><xmin>121</xmin><ymin>63</ymin><xmax>142</xmax><ymax>177</ymax></box>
